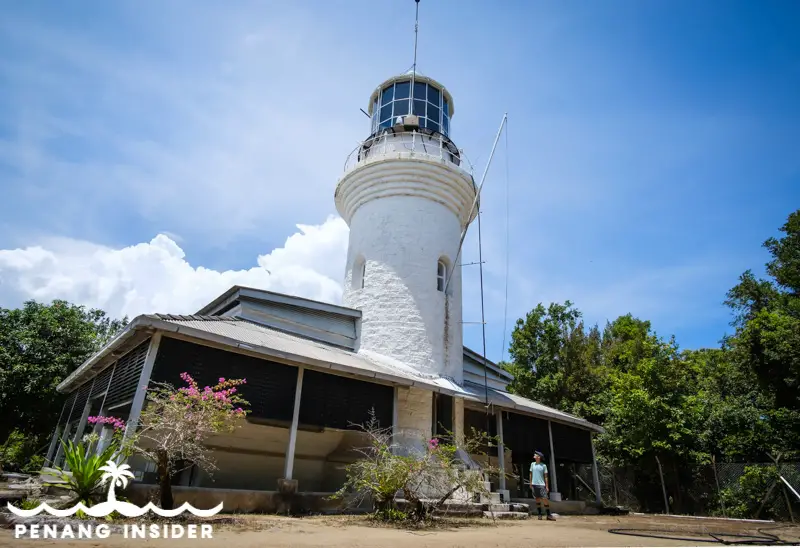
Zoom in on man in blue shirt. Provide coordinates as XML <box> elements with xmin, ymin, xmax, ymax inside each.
<box><xmin>529</xmin><ymin>451</ymin><xmax>555</xmax><ymax>520</ymax></box>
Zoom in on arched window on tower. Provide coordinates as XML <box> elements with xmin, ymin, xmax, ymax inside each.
<box><xmin>437</xmin><ymin>259</ymin><xmax>447</xmax><ymax>292</ymax></box>
<box><xmin>353</xmin><ymin>257</ymin><xmax>366</xmax><ymax>289</ymax></box>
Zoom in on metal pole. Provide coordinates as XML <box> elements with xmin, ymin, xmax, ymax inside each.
<box><xmin>284</xmin><ymin>367</ymin><xmax>305</xmax><ymax>480</ymax></box>
<box><xmin>547</xmin><ymin>420</ymin><xmax>559</xmax><ymax>494</ymax></box>
<box><xmin>443</xmin><ymin>113</ymin><xmax>507</xmax><ymax>295</ymax></box>
<box><xmin>590</xmin><ymin>435</ymin><xmax>601</xmax><ymax>504</ymax></box>
<box><xmin>655</xmin><ymin>455</ymin><xmax>669</xmax><ymax>514</ymax></box>
<box><xmin>496</xmin><ymin>411</ymin><xmax>506</xmax><ymax>491</ymax></box>
<box><xmin>409</xmin><ymin>0</ymin><xmax>420</xmax><ymax>115</ymax></box>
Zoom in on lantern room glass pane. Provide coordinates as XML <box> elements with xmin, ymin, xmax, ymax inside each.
<box><xmin>443</xmin><ymin>98</ymin><xmax>449</xmax><ymax>116</ymax></box>
<box><xmin>393</xmin><ymin>99</ymin><xmax>409</xmax><ymax>116</ymax></box>
<box><xmin>413</xmin><ymin>82</ymin><xmax>427</xmax><ymax>100</ymax></box>
<box><xmin>413</xmin><ymin>99</ymin><xmax>426</xmax><ymax>116</ymax></box>
<box><xmin>428</xmin><ymin>86</ymin><xmax>441</xmax><ymax>105</ymax></box>
<box><xmin>428</xmin><ymin>120</ymin><xmax>440</xmax><ymax>133</ymax></box>
<box><xmin>381</xmin><ymin>85</ymin><xmax>394</xmax><ymax>105</ymax></box>
<box><xmin>428</xmin><ymin>105</ymin><xmax>440</xmax><ymax>124</ymax></box>
<box><xmin>380</xmin><ymin>104</ymin><xmax>392</xmax><ymax>123</ymax></box>
<box><xmin>443</xmin><ymin>116</ymin><xmax>449</xmax><ymax>134</ymax></box>
<box><xmin>394</xmin><ymin>81</ymin><xmax>410</xmax><ymax>100</ymax></box>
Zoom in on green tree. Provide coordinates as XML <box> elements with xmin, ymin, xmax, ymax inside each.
<box><xmin>725</xmin><ymin>209</ymin><xmax>800</xmax><ymax>413</ymax></box>
<box><xmin>0</xmin><ymin>300</ymin><xmax>128</xmax><ymax>443</ymax></box>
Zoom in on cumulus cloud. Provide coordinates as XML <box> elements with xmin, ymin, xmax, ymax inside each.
<box><xmin>0</xmin><ymin>216</ymin><xmax>349</xmax><ymax>319</ymax></box>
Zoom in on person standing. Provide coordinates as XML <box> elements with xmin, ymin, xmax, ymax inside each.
<box><xmin>530</xmin><ymin>451</ymin><xmax>556</xmax><ymax>520</ymax></box>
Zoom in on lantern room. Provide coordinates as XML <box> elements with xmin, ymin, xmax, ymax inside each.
<box><xmin>367</xmin><ymin>70</ymin><xmax>455</xmax><ymax>137</ymax></box>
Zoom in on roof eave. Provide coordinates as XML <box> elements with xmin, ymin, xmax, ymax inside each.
<box><xmin>61</xmin><ymin>315</ymin><xmax>467</xmax><ymax>399</ymax></box>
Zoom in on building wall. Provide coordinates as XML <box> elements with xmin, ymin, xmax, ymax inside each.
<box><xmin>342</xmin><ymin>194</ymin><xmax>464</xmax><ymax>381</ymax></box>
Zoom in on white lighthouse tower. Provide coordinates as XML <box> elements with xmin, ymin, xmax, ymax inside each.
<box><xmin>335</xmin><ymin>71</ymin><xmax>477</xmax><ymax>382</ymax></box>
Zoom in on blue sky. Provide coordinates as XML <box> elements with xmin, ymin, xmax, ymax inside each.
<box><xmin>0</xmin><ymin>0</ymin><xmax>798</xmax><ymax>363</ymax></box>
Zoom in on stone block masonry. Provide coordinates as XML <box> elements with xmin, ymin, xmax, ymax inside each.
<box><xmin>395</xmin><ymin>386</ymin><xmax>432</xmax><ymax>450</ymax></box>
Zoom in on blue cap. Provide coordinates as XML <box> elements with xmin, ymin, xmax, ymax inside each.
<box><xmin>534</xmin><ymin>450</ymin><xmax>544</xmax><ymax>458</ymax></box>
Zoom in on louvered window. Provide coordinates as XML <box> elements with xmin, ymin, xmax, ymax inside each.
<box><xmin>151</xmin><ymin>336</ymin><xmax>298</xmax><ymax>423</ymax></box>
<box><xmin>104</xmin><ymin>340</ymin><xmax>150</xmax><ymax>408</ymax></box>
<box><xmin>299</xmin><ymin>370</ymin><xmax>393</xmax><ymax>430</ymax></box>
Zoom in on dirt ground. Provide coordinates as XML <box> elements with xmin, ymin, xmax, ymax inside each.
<box><xmin>2</xmin><ymin>514</ymin><xmax>799</xmax><ymax>548</ymax></box>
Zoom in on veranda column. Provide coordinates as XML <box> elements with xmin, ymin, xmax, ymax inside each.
<box><xmin>496</xmin><ymin>411</ymin><xmax>506</xmax><ymax>491</ymax></box>
<box><xmin>45</xmin><ymin>425</ymin><xmax>62</xmax><ymax>465</ymax></box>
<box><xmin>590</xmin><ymin>434</ymin><xmax>602</xmax><ymax>504</ymax></box>
<box><xmin>120</xmin><ymin>333</ymin><xmax>162</xmax><ymax>449</ymax></box>
<box><xmin>71</xmin><ymin>380</ymin><xmax>95</xmax><ymax>444</ymax></box>
<box><xmin>547</xmin><ymin>420</ymin><xmax>561</xmax><ymax>500</ymax></box>
<box><xmin>282</xmin><ymin>366</ymin><xmax>305</xmax><ymax>482</ymax></box>
<box><xmin>53</xmin><ymin>395</ymin><xmax>79</xmax><ymax>466</ymax></box>
<box><xmin>391</xmin><ymin>386</ymin><xmax>399</xmax><ymax>451</ymax></box>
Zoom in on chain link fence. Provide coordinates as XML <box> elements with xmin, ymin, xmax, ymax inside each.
<box><xmin>572</xmin><ymin>461</ymin><xmax>800</xmax><ymax>521</ymax></box>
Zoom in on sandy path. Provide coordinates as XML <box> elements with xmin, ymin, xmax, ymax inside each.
<box><xmin>3</xmin><ymin>514</ymin><xmax>798</xmax><ymax>547</ymax></box>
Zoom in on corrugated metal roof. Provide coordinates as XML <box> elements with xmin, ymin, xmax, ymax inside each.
<box><xmin>153</xmin><ymin>315</ymin><xmax>465</xmax><ymax>394</ymax></box>
<box><xmin>461</xmin><ymin>381</ymin><xmax>603</xmax><ymax>433</ymax></box>
<box><xmin>58</xmin><ymin>312</ymin><xmax>602</xmax><ymax>432</ymax></box>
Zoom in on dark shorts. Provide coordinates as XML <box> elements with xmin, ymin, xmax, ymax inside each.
<box><xmin>532</xmin><ymin>485</ymin><xmax>548</xmax><ymax>499</ymax></box>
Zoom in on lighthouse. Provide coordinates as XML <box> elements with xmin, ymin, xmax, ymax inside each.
<box><xmin>335</xmin><ymin>70</ymin><xmax>478</xmax><ymax>382</ymax></box>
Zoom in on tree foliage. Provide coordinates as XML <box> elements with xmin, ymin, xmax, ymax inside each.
<box><xmin>503</xmin><ymin>208</ymin><xmax>800</xmax><ymax>512</ymax></box>
<box><xmin>0</xmin><ymin>300</ymin><xmax>127</xmax><ymax>445</ymax></box>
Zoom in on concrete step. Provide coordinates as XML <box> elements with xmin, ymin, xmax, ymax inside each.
<box><xmin>483</xmin><ymin>511</ymin><xmax>529</xmax><ymax>520</ymax></box>
<box><xmin>483</xmin><ymin>502</ymin><xmax>530</xmax><ymax>513</ymax></box>
<box><xmin>479</xmin><ymin>492</ymin><xmax>501</xmax><ymax>504</ymax></box>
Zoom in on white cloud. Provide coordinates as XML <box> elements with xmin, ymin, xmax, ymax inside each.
<box><xmin>0</xmin><ymin>216</ymin><xmax>349</xmax><ymax>319</ymax></box>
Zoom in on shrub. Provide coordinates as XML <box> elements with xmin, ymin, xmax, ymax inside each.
<box><xmin>332</xmin><ymin>412</ymin><xmax>502</xmax><ymax>522</ymax></box>
<box><xmin>47</xmin><ymin>435</ymin><xmax>124</xmax><ymax>506</ymax></box>
<box><xmin>22</xmin><ymin>455</ymin><xmax>44</xmax><ymax>474</ymax></box>
<box><xmin>0</xmin><ymin>430</ymin><xmax>40</xmax><ymax>471</ymax></box>
<box><xmin>719</xmin><ymin>465</ymin><xmax>783</xmax><ymax>520</ymax></box>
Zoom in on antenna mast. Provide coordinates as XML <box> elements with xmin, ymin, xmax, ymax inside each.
<box><xmin>409</xmin><ymin>0</ymin><xmax>420</xmax><ymax>114</ymax></box>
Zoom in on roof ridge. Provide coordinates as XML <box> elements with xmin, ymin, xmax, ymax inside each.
<box><xmin>154</xmin><ymin>313</ymin><xmax>242</xmax><ymax>322</ymax></box>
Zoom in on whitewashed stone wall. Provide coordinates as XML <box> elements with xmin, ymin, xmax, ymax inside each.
<box><xmin>336</xmin><ymin>150</ymin><xmax>476</xmax><ymax>382</ymax></box>
<box><xmin>341</xmin><ymin>194</ymin><xmax>464</xmax><ymax>381</ymax></box>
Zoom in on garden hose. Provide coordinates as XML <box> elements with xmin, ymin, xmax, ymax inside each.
<box><xmin>607</xmin><ymin>526</ymin><xmax>800</xmax><ymax>545</ymax></box>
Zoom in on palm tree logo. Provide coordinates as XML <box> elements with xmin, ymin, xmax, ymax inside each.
<box><xmin>99</xmin><ymin>461</ymin><xmax>135</xmax><ymax>503</ymax></box>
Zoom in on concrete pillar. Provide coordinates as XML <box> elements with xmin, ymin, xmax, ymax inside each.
<box><xmin>453</xmin><ymin>397</ymin><xmax>464</xmax><ymax>444</ymax></box>
<box><xmin>548</xmin><ymin>420</ymin><xmax>561</xmax><ymax>501</ymax></box>
<box><xmin>496</xmin><ymin>411</ymin><xmax>506</xmax><ymax>490</ymax></box>
<box><xmin>283</xmin><ymin>366</ymin><xmax>304</xmax><ymax>481</ymax></box>
<box><xmin>392</xmin><ymin>386</ymin><xmax>399</xmax><ymax>450</ymax></box>
<box><xmin>591</xmin><ymin>434</ymin><xmax>602</xmax><ymax>504</ymax></box>
<box><xmin>120</xmin><ymin>333</ymin><xmax>162</xmax><ymax>451</ymax></box>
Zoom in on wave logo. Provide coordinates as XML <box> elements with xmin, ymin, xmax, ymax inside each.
<box><xmin>7</xmin><ymin>461</ymin><xmax>222</xmax><ymax>518</ymax></box>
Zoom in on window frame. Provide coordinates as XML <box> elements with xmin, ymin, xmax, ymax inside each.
<box><xmin>374</xmin><ymin>79</ymin><xmax>449</xmax><ymax>136</ymax></box>
<box><xmin>436</xmin><ymin>259</ymin><xmax>447</xmax><ymax>292</ymax></box>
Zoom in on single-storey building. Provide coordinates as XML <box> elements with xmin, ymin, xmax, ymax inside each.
<box><xmin>48</xmin><ymin>285</ymin><xmax>603</xmax><ymax>510</ymax></box>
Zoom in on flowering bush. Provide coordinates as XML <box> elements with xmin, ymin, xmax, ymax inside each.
<box><xmin>127</xmin><ymin>372</ymin><xmax>249</xmax><ymax>510</ymax></box>
<box><xmin>87</xmin><ymin>415</ymin><xmax>126</xmax><ymax>430</ymax></box>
